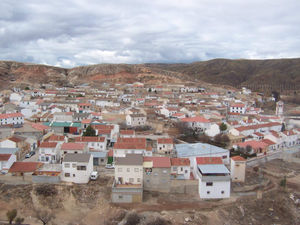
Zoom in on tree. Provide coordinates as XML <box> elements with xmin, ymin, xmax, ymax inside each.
<box><xmin>25</xmin><ymin>87</ymin><xmax>30</xmax><ymax>90</ymax></box>
<box><xmin>35</xmin><ymin>210</ymin><xmax>55</xmax><ymax>225</ymax></box>
<box><xmin>15</xmin><ymin>217</ymin><xmax>24</xmax><ymax>225</ymax></box>
<box><xmin>245</xmin><ymin>145</ymin><xmax>252</xmax><ymax>154</ymax></box>
<box><xmin>281</xmin><ymin>123</ymin><xmax>286</xmax><ymax>132</ymax></box>
<box><xmin>280</xmin><ymin>176</ymin><xmax>287</xmax><ymax>189</ymax></box>
<box><xmin>219</xmin><ymin>123</ymin><xmax>227</xmax><ymax>132</ymax></box>
<box><xmin>272</xmin><ymin>91</ymin><xmax>280</xmax><ymax>102</ymax></box>
<box><xmin>6</xmin><ymin>209</ymin><xmax>17</xmax><ymax>224</ymax></box>
<box><xmin>83</xmin><ymin>125</ymin><xmax>96</xmax><ymax>136</ymax></box>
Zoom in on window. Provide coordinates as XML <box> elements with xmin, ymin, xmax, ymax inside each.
<box><xmin>137</xmin><ymin>178</ymin><xmax>141</xmax><ymax>182</ymax></box>
<box><xmin>64</xmin><ymin>163</ymin><xmax>70</xmax><ymax>168</ymax></box>
<box><xmin>118</xmin><ymin>195</ymin><xmax>123</xmax><ymax>199</ymax></box>
<box><xmin>207</xmin><ymin>191</ymin><xmax>210</xmax><ymax>194</ymax></box>
<box><xmin>72</xmin><ymin>163</ymin><xmax>76</xmax><ymax>168</ymax></box>
<box><xmin>134</xmin><ymin>168</ymin><xmax>139</xmax><ymax>172</ymax></box>
<box><xmin>77</xmin><ymin>166</ymin><xmax>86</xmax><ymax>170</ymax></box>
<box><xmin>173</xmin><ymin>166</ymin><xmax>177</xmax><ymax>171</ymax></box>
<box><xmin>127</xmin><ymin>168</ymin><xmax>130</xmax><ymax>172</ymax></box>
<box><xmin>129</xmin><ymin>178</ymin><xmax>134</xmax><ymax>183</ymax></box>
<box><xmin>222</xmin><ymin>155</ymin><xmax>227</xmax><ymax>159</ymax></box>
<box><xmin>118</xmin><ymin>168</ymin><xmax>122</xmax><ymax>172</ymax></box>
<box><xmin>221</xmin><ymin>191</ymin><xmax>224</xmax><ymax>194</ymax></box>
<box><xmin>185</xmin><ymin>170</ymin><xmax>188</xmax><ymax>174</ymax></box>
<box><xmin>65</xmin><ymin>173</ymin><xmax>70</xmax><ymax>177</ymax></box>
<box><xmin>73</xmin><ymin>174</ymin><xmax>76</xmax><ymax>177</ymax></box>
<box><xmin>206</xmin><ymin>182</ymin><xmax>213</xmax><ymax>186</ymax></box>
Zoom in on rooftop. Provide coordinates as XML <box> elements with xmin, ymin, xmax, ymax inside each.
<box><xmin>198</xmin><ymin>164</ymin><xmax>230</xmax><ymax>174</ymax></box>
<box><xmin>115</xmin><ymin>154</ymin><xmax>143</xmax><ymax>166</ymax></box>
<box><xmin>63</xmin><ymin>153</ymin><xmax>91</xmax><ymax>163</ymax></box>
<box><xmin>175</xmin><ymin>143</ymin><xmax>228</xmax><ymax>158</ymax></box>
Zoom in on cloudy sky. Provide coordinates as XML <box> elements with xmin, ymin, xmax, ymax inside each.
<box><xmin>1</xmin><ymin>0</ymin><xmax>300</xmax><ymax>67</ymax></box>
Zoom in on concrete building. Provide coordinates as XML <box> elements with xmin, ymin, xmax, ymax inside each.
<box><xmin>175</xmin><ymin>143</ymin><xmax>230</xmax><ymax>178</ymax></box>
<box><xmin>39</xmin><ymin>142</ymin><xmax>60</xmax><ymax>164</ymax></box>
<box><xmin>75</xmin><ymin>136</ymin><xmax>107</xmax><ymax>151</ymax></box>
<box><xmin>126</xmin><ymin>114</ymin><xmax>147</xmax><ymax>126</ymax></box>
<box><xmin>196</xmin><ymin>157</ymin><xmax>231</xmax><ymax>199</ymax></box>
<box><xmin>0</xmin><ymin>113</ymin><xmax>24</xmax><ymax>127</ymax></box>
<box><xmin>170</xmin><ymin>158</ymin><xmax>190</xmax><ymax>180</ymax></box>
<box><xmin>61</xmin><ymin>153</ymin><xmax>93</xmax><ymax>184</ymax></box>
<box><xmin>114</xmin><ymin>154</ymin><xmax>143</xmax><ymax>185</ymax></box>
<box><xmin>157</xmin><ymin>138</ymin><xmax>174</xmax><ymax>155</ymax></box>
<box><xmin>230</xmin><ymin>156</ymin><xmax>246</xmax><ymax>182</ymax></box>
<box><xmin>143</xmin><ymin>156</ymin><xmax>171</xmax><ymax>192</ymax></box>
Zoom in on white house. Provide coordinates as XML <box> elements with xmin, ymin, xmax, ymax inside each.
<box><xmin>60</xmin><ymin>143</ymin><xmax>88</xmax><ymax>161</ymax></box>
<box><xmin>157</xmin><ymin>138</ymin><xmax>174</xmax><ymax>155</ymax></box>
<box><xmin>114</xmin><ymin>154</ymin><xmax>143</xmax><ymax>185</ymax></box>
<box><xmin>113</xmin><ymin>138</ymin><xmax>147</xmax><ymax>158</ymax></box>
<box><xmin>74</xmin><ymin>136</ymin><xmax>107</xmax><ymax>151</ymax></box>
<box><xmin>170</xmin><ymin>158</ymin><xmax>190</xmax><ymax>180</ymax></box>
<box><xmin>229</xmin><ymin>103</ymin><xmax>246</xmax><ymax>114</ymax></box>
<box><xmin>126</xmin><ymin>114</ymin><xmax>147</xmax><ymax>127</ymax></box>
<box><xmin>181</xmin><ymin>116</ymin><xmax>212</xmax><ymax>132</ymax></box>
<box><xmin>0</xmin><ymin>154</ymin><xmax>16</xmax><ymax>174</ymax></box>
<box><xmin>196</xmin><ymin>157</ymin><xmax>231</xmax><ymax>199</ymax></box>
<box><xmin>0</xmin><ymin>113</ymin><xmax>24</xmax><ymax>126</ymax></box>
<box><xmin>39</xmin><ymin>142</ymin><xmax>60</xmax><ymax>164</ymax></box>
<box><xmin>61</xmin><ymin>153</ymin><xmax>93</xmax><ymax>184</ymax></box>
<box><xmin>9</xmin><ymin>93</ymin><xmax>22</xmax><ymax>104</ymax></box>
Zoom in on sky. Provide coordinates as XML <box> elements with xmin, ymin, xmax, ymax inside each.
<box><xmin>1</xmin><ymin>0</ymin><xmax>300</xmax><ymax>67</ymax></box>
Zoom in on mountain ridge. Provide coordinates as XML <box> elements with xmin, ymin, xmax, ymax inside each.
<box><xmin>0</xmin><ymin>58</ymin><xmax>300</xmax><ymax>90</ymax></box>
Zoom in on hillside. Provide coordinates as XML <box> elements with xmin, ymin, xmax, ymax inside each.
<box><xmin>0</xmin><ymin>58</ymin><xmax>300</xmax><ymax>90</ymax></box>
<box><xmin>146</xmin><ymin>58</ymin><xmax>300</xmax><ymax>90</ymax></box>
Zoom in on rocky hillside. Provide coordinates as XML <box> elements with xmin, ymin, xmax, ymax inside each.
<box><xmin>146</xmin><ymin>58</ymin><xmax>300</xmax><ymax>90</ymax></box>
<box><xmin>1</xmin><ymin>58</ymin><xmax>300</xmax><ymax>90</ymax></box>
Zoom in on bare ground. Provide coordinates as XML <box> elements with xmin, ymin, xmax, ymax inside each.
<box><xmin>0</xmin><ymin>160</ymin><xmax>299</xmax><ymax>225</ymax></box>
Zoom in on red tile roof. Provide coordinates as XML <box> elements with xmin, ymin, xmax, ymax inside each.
<box><xmin>262</xmin><ymin>139</ymin><xmax>276</xmax><ymax>146</ymax></box>
<box><xmin>237</xmin><ymin>140</ymin><xmax>268</xmax><ymax>149</ymax></box>
<box><xmin>0</xmin><ymin>154</ymin><xmax>12</xmax><ymax>161</ymax></box>
<box><xmin>157</xmin><ymin>138</ymin><xmax>173</xmax><ymax>144</ymax></box>
<box><xmin>40</xmin><ymin>142</ymin><xmax>58</xmax><ymax>148</ymax></box>
<box><xmin>231</xmin><ymin>156</ymin><xmax>246</xmax><ymax>161</ymax></box>
<box><xmin>231</xmin><ymin>103</ymin><xmax>245</xmax><ymax>108</ymax></box>
<box><xmin>9</xmin><ymin>162</ymin><xmax>43</xmax><ymax>173</ymax></box>
<box><xmin>75</xmin><ymin>136</ymin><xmax>105</xmax><ymax>142</ymax></box>
<box><xmin>48</xmin><ymin>135</ymin><xmax>65</xmax><ymax>142</ymax></box>
<box><xmin>196</xmin><ymin>157</ymin><xmax>223</xmax><ymax>165</ymax></box>
<box><xmin>31</xmin><ymin>123</ymin><xmax>49</xmax><ymax>131</ymax></box>
<box><xmin>144</xmin><ymin>156</ymin><xmax>171</xmax><ymax>168</ymax></box>
<box><xmin>120</xmin><ymin>130</ymin><xmax>135</xmax><ymax>135</ymax></box>
<box><xmin>0</xmin><ymin>113</ymin><xmax>24</xmax><ymax>119</ymax></box>
<box><xmin>61</xmin><ymin>143</ymin><xmax>86</xmax><ymax>151</ymax></box>
<box><xmin>170</xmin><ymin>158</ymin><xmax>190</xmax><ymax>166</ymax></box>
<box><xmin>81</xmin><ymin>119</ymin><xmax>92</xmax><ymax>124</ymax></box>
<box><xmin>181</xmin><ymin>116</ymin><xmax>210</xmax><ymax>123</ymax></box>
<box><xmin>235</xmin><ymin>122</ymin><xmax>281</xmax><ymax>132</ymax></box>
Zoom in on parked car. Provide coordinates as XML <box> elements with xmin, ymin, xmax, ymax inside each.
<box><xmin>105</xmin><ymin>163</ymin><xmax>115</xmax><ymax>169</ymax></box>
<box><xmin>90</xmin><ymin>171</ymin><xmax>99</xmax><ymax>180</ymax></box>
<box><xmin>25</xmin><ymin>151</ymin><xmax>35</xmax><ymax>158</ymax></box>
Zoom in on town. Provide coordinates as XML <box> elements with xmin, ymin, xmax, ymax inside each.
<box><xmin>0</xmin><ymin>82</ymin><xmax>299</xmax><ymax>224</ymax></box>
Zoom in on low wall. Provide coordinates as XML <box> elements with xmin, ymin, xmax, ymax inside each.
<box><xmin>32</xmin><ymin>175</ymin><xmax>60</xmax><ymax>184</ymax></box>
<box><xmin>170</xmin><ymin>179</ymin><xmax>198</xmax><ymax>194</ymax></box>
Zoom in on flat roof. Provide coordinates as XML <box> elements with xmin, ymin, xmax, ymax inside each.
<box><xmin>175</xmin><ymin>143</ymin><xmax>228</xmax><ymax>158</ymax></box>
<box><xmin>198</xmin><ymin>164</ymin><xmax>230</xmax><ymax>174</ymax></box>
<box><xmin>63</xmin><ymin>153</ymin><xmax>91</xmax><ymax>163</ymax></box>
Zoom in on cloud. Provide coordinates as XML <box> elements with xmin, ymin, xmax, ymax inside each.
<box><xmin>0</xmin><ymin>0</ymin><xmax>300</xmax><ymax>67</ymax></box>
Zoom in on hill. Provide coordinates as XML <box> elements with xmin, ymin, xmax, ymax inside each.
<box><xmin>1</xmin><ymin>58</ymin><xmax>300</xmax><ymax>91</ymax></box>
<box><xmin>146</xmin><ymin>58</ymin><xmax>300</xmax><ymax>91</ymax></box>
